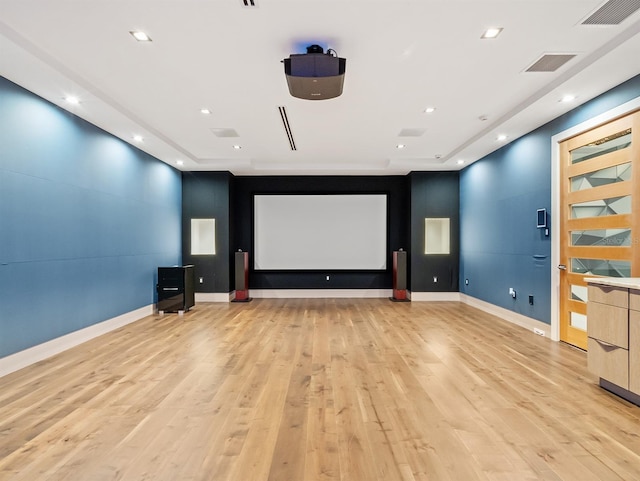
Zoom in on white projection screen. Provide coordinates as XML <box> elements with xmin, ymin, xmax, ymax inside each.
<box><xmin>254</xmin><ymin>194</ymin><xmax>387</xmax><ymax>270</ymax></box>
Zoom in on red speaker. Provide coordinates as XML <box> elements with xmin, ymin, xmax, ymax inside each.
<box><xmin>390</xmin><ymin>250</ymin><xmax>409</xmax><ymax>302</ymax></box>
<box><xmin>232</xmin><ymin>251</ymin><xmax>252</xmax><ymax>302</ymax></box>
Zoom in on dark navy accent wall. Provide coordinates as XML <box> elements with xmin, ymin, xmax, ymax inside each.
<box><xmin>181</xmin><ymin>173</ymin><xmax>465</xmax><ymax>292</ymax></box>
<box><xmin>181</xmin><ymin>172</ymin><xmax>232</xmax><ymax>293</ymax></box>
<box><xmin>232</xmin><ymin>175</ymin><xmax>410</xmax><ymax>290</ymax></box>
<box><xmin>460</xmin><ymin>73</ymin><xmax>640</xmax><ymax>325</ymax></box>
<box><xmin>410</xmin><ymin>171</ymin><xmax>460</xmax><ymax>292</ymax></box>
<box><xmin>0</xmin><ymin>77</ymin><xmax>182</xmax><ymax>358</ymax></box>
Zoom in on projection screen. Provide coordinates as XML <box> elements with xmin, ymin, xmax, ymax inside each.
<box><xmin>254</xmin><ymin>194</ymin><xmax>387</xmax><ymax>270</ymax></box>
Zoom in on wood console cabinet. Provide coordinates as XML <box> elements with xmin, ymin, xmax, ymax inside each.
<box><xmin>587</xmin><ymin>278</ymin><xmax>640</xmax><ymax>405</ymax></box>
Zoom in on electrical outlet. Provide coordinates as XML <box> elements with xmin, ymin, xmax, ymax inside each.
<box><xmin>433</xmin><ymin>276</ymin><xmax>438</xmax><ymax>283</ymax></box>
<box><xmin>465</xmin><ymin>279</ymin><xmax>469</xmax><ymax>285</ymax></box>
<box><xmin>529</xmin><ymin>295</ymin><xmax>534</xmax><ymax>305</ymax></box>
<box><xmin>199</xmin><ymin>277</ymin><xmax>204</xmax><ymax>284</ymax></box>
<box><xmin>533</xmin><ymin>328</ymin><xmax>545</xmax><ymax>337</ymax></box>
<box><xmin>326</xmin><ymin>275</ymin><xmax>330</xmax><ymax>281</ymax></box>
<box><xmin>509</xmin><ymin>287</ymin><xmax>516</xmax><ymax>298</ymax></box>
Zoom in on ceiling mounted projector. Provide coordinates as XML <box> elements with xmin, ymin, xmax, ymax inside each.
<box><xmin>283</xmin><ymin>45</ymin><xmax>346</xmax><ymax>100</ymax></box>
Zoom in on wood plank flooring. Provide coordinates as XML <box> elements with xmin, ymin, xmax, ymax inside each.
<box><xmin>2</xmin><ymin>299</ymin><xmax>640</xmax><ymax>480</ymax></box>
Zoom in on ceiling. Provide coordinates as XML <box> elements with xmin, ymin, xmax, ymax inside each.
<box><xmin>2</xmin><ymin>0</ymin><xmax>640</xmax><ymax>176</ymax></box>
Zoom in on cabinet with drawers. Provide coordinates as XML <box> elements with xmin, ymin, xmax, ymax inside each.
<box><xmin>587</xmin><ymin>278</ymin><xmax>640</xmax><ymax>405</ymax></box>
<box><xmin>629</xmin><ymin>291</ymin><xmax>640</xmax><ymax>394</ymax></box>
<box><xmin>157</xmin><ymin>265</ymin><xmax>195</xmax><ymax>313</ymax></box>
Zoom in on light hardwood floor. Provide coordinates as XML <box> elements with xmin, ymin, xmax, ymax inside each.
<box><xmin>2</xmin><ymin>299</ymin><xmax>640</xmax><ymax>481</ymax></box>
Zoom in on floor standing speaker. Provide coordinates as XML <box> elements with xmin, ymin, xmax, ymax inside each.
<box><xmin>233</xmin><ymin>251</ymin><xmax>252</xmax><ymax>302</ymax></box>
<box><xmin>390</xmin><ymin>250</ymin><xmax>410</xmax><ymax>302</ymax></box>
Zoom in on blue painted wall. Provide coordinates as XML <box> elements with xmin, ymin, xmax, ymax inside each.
<box><xmin>460</xmin><ymin>74</ymin><xmax>640</xmax><ymax>324</ymax></box>
<box><xmin>0</xmin><ymin>77</ymin><xmax>182</xmax><ymax>358</ymax></box>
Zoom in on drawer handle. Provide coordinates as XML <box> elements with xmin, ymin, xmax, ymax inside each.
<box><xmin>595</xmin><ymin>339</ymin><xmax>620</xmax><ymax>351</ymax></box>
<box><xmin>598</xmin><ymin>286</ymin><xmax>618</xmax><ymax>293</ymax></box>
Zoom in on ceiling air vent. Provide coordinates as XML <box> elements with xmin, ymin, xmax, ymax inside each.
<box><xmin>240</xmin><ymin>0</ymin><xmax>258</xmax><ymax>7</ymax></box>
<box><xmin>398</xmin><ymin>128</ymin><xmax>426</xmax><ymax>137</ymax></box>
<box><xmin>210</xmin><ymin>128</ymin><xmax>239</xmax><ymax>138</ymax></box>
<box><xmin>525</xmin><ymin>54</ymin><xmax>576</xmax><ymax>72</ymax></box>
<box><xmin>582</xmin><ymin>0</ymin><xmax>640</xmax><ymax>25</ymax></box>
<box><xmin>401</xmin><ymin>157</ymin><xmax>447</xmax><ymax>165</ymax></box>
<box><xmin>278</xmin><ymin>106</ymin><xmax>297</xmax><ymax>151</ymax></box>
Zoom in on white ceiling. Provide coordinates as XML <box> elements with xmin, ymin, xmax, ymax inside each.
<box><xmin>2</xmin><ymin>0</ymin><xmax>640</xmax><ymax>175</ymax></box>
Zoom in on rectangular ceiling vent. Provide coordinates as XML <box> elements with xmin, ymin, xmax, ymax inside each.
<box><xmin>525</xmin><ymin>54</ymin><xmax>576</xmax><ymax>72</ymax></box>
<box><xmin>211</xmin><ymin>128</ymin><xmax>239</xmax><ymax>138</ymax></box>
<box><xmin>581</xmin><ymin>0</ymin><xmax>640</xmax><ymax>25</ymax></box>
<box><xmin>398</xmin><ymin>128</ymin><xmax>426</xmax><ymax>137</ymax></box>
<box><xmin>241</xmin><ymin>0</ymin><xmax>258</xmax><ymax>7</ymax></box>
<box><xmin>402</xmin><ymin>157</ymin><xmax>447</xmax><ymax>165</ymax></box>
<box><xmin>278</xmin><ymin>106</ymin><xmax>297</xmax><ymax>151</ymax></box>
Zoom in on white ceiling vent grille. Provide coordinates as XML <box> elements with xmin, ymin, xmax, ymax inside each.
<box><xmin>278</xmin><ymin>106</ymin><xmax>297</xmax><ymax>151</ymax></box>
<box><xmin>240</xmin><ymin>0</ymin><xmax>258</xmax><ymax>7</ymax></box>
<box><xmin>525</xmin><ymin>54</ymin><xmax>576</xmax><ymax>72</ymax></box>
<box><xmin>398</xmin><ymin>128</ymin><xmax>426</xmax><ymax>137</ymax></box>
<box><xmin>402</xmin><ymin>157</ymin><xmax>447</xmax><ymax>165</ymax></box>
<box><xmin>582</xmin><ymin>0</ymin><xmax>640</xmax><ymax>25</ymax></box>
<box><xmin>211</xmin><ymin>128</ymin><xmax>239</xmax><ymax>138</ymax></box>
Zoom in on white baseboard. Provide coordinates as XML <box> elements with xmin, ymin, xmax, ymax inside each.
<box><xmin>0</xmin><ymin>304</ymin><xmax>153</xmax><ymax>378</ymax></box>
<box><xmin>409</xmin><ymin>291</ymin><xmax>462</xmax><ymax>302</ymax></box>
<box><xmin>460</xmin><ymin>294</ymin><xmax>552</xmax><ymax>339</ymax></box>
<box><xmin>195</xmin><ymin>292</ymin><xmax>234</xmax><ymax>303</ymax></box>
<box><xmin>249</xmin><ymin>289</ymin><xmax>392</xmax><ymax>299</ymax></box>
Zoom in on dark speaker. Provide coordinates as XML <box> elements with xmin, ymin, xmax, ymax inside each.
<box><xmin>395</xmin><ymin>251</ymin><xmax>407</xmax><ymax>290</ymax></box>
<box><xmin>233</xmin><ymin>251</ymin><xmax>252</xmax><ymax>302</ymax></box>
<box><xmin>157</xmin><ymin>265</ymin><xmax>195</xmax><ymax>313</ymax></box>
<box><xmin>390</xmin><ymin>250</ymin><xmax>409</xmax><ymax>302</ymax></box>
<box><xmin>235</xmin><ymin>252</ymin><xmax>247</xmax><ymax>291</ymax></box>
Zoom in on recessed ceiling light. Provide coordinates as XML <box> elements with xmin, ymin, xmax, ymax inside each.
<box><xmin>424</xmin><ymin>107</ymin><xmax>436</xmax><ymax>114</ymax></box>
<box><xmin>560</xmin><ymin>94</ymin><xmax>576</xmax><ymax>103</ymax></box>
<box><xmin>497</xmin><ymin>134</ymin><xmax>508</xmax><ymax>142</ymax></box>
<box><xmin>176</xmin><ymin>160</ymin><xmax>184</xmax><ymax>166</ymax></box>
<box><xmin>233</xmin><ymin>145</ymin><xmax>242</xmax><ymax>150</ymax></box>
<box><xmin>130</xmin><ymin>31</ymin><xmax>152</xmax><ymax>42</ymax></box>
<box><xmin>481</xmin><ymin>27</ymin><xmax>503</xmax><ymax>39</ymax></box>
<box><xmin>457</xmin><ymin>159</ymin><xmax>465</xmax><ymax>165</ymax></box>
<box><xmin>200</xmin><ymin>108</ymin><xmax>211</xmax><ymax>115</ymax></box>
<box><xmin>64</xmin><ymin>95</ymin><xmax>80</xmax><ymax>105</ymax></box>
<box><xmin>133</xmin><ymin>135</ymin><xmax>144</xmax><ymax>142</ymax></box>
<box><xmin>396</xmin><ymin>144</ymin><xmax>406</xmax><ymax>149</ymax></box>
